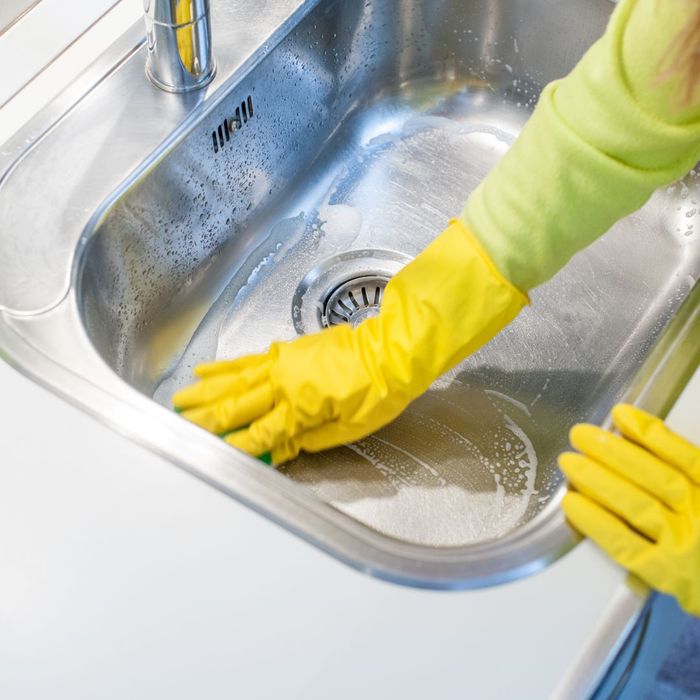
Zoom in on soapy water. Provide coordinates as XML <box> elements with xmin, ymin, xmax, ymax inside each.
<box><xmin>154</xmin><ymin>105</ymin><xmax>543</xmax><ymax>546</ymax></box>
<box><xmin>282</xmin><ymin>379</ymin><xmax>541</xmax><ymax>546</ymax></box>
<box><xmin>665</xmin><ymin>169</ymin><xmax>700</xmax><ymax>243</ymax></box>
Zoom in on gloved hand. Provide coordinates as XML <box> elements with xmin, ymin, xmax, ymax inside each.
<box><xmin>173</xmin><ymin>220</ymin><xmax>527</xmax><ymax>464</ymax></box>
<box><xmin>560</xmin><ymin>404</ymin><xmax>700</xmax><ymax>616</ymax></box>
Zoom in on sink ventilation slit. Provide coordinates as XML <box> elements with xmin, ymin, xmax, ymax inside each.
<box><xmin>211</xmin><ymin>95</ymin><xmax>255</xmax><ymax>154</ymax></box>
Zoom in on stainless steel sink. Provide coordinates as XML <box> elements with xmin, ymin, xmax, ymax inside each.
<box><xmin>0</xmin><ymin>0</ymin><xmax>698</xmax><ymax>587</ymax></box>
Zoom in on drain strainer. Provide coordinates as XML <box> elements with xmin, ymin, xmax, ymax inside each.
<box><xmin>322</xmin><ymin>275</ymin><xmax>389</xmax><ymax>328</ymax></box>
<box><xmin>292</xmin><ymin>249</ymin><xmax>413</xmax><ymax>335</ymax></box>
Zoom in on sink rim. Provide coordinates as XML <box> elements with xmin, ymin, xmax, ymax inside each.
<box><xmin>1</xmin><ymin>275</ymin><xmax>697</xmax><ymax>590</ymax></box>
<box><xmin>0</xmin><ymin>0</ymin><xmax>698</xmax><ymax>590</ymax></box>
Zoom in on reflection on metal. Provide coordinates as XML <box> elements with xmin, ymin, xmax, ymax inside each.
<box><xmin>0</xmin><ymin>0</ymin><xmax>697</xmax><ymax>596</ymax></box>
<box><xmin>143</xmin><ymin>0</ymin><xmax>214</xmax><ymax>92</ymax></box>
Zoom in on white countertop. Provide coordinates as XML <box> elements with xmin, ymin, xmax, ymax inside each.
<box><xmin>0</xmin><ymin>3</ymin><xmax>697</xmax><ymax>698</ymax></box>
<box><xmin>0</xmin><ymin>359</ymin><xmax>636</xmax><ymax>700</ymax></box>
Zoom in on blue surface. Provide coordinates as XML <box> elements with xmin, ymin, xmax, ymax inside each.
<box><xmin>596</xmin><ymin>595</ymin><xmax>700</xmax><ymax>699</ymax></box>
<box><xmin>652</xmin><ymin>616</ymin><xmax>700</xmax><ymax>699</ymax></box>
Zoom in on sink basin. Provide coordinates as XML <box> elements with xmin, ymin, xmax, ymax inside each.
<box><xmin>0</xmin><ymin>0</ymin><xmax>698</xmax><ymax>586</ymax></box>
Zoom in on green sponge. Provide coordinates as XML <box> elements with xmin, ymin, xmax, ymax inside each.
<box><xmin>221</xmin><ymin>426</ymin><xmax>273</xmax><ymax>466</ymax></box>
<box><xmin>174</xmin><ymin>408</ymin><xmax>272</xmax><ymax>465</ymax></box>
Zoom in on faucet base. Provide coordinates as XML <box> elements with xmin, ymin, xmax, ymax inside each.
<box><xmin>145</xmin><ymin>61</ymin><xmax>216</xmax><ymax>94</ymax></box>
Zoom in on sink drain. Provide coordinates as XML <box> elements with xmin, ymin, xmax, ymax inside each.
<box><xmin>292</xmin><ymin>249</ymin><xmax>412</xmax><ymax>334</ymax></box>
<box><xmin>322</xmin><ymin>275</ymin><xmax>389</xmax><ymax>328</ymax></box>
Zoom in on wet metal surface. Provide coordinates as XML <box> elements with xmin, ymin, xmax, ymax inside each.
<box><xmin>79</xmin><ymin>2</ymin><xmax>699</xmax><ymax>548</ymax></box>
<box><xmin>0</xmin><ymin>0</ymin><xmax>698</xmax><ymax>583</ymax></box>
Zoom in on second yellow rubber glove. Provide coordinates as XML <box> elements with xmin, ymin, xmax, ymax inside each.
<box><xmin>560</xmin><ymin>405</ymin><xmax>700</xmax><ymax>616</ymax></box>
<box><xmin>173</xmin><ymin>220</ymin><xmax>527</xmax><ymax>463</ymax></box>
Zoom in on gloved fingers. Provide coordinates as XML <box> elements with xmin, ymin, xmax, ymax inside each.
<box><xmin>270</xmin><ymin>439</ymin><xmax>302</xmax><ymax>466</ymax></box>
<box><xmin>193</xmin><ymin>352</ymin><xmax>271</xmax><ymax>378</ymax></box>
<box><xmin>570</xmin><ymin>424</ymin><xmax>691</xmax><ymax>511</ymax></box>
<box><xmin>180</xmin><ymin>381</ymin><xmax>274</xmax><ymax>435</ymax></box>
<box><xmin>172</xmin><ymin>361</ymin><xmax>271</xmax><ymax>411</ymax></box>
<box><xmin>225</xmin><ymin>401</ymin><xmax>292</xmax><ymax>459</ymax></box>
<box><xmin>301</xmin><ymin>417</ymin><xmax>383</xmax><ymax>453</ymax></box>
<box><xmin>613</xmin><ymin>404</ymin><xmax>700</xmax><ymax>485</ymax></box>
<box><xmin>559</xmin><ymin>452</ymin><xmax>670</xmax><ymax>542</ymax></box>
<box><xmin>270</xmin><ymin>420</ymin><xmax>358</xmax><ymax>464</ymax></box>
<box><xmin>562</xmin><ymin>491</ymin><xmax>654</xmax><ymax>570</ymax></box>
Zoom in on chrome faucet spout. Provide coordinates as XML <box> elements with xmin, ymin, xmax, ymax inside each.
<box><xmin>143</xmin><ymin>0</ymin><xmax>215</xmax><ymax>92</ymax></box>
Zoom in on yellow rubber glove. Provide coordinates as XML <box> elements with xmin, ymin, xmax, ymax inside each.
<box><xmin>175</xmin><ymin>0</ymin><xmax>698</xmax><ymax>463</ymax></box>
<box><xmin>560</xmin><ymin>405</ymin><xmax>700</xmax><ymax>616</ymax></box>
<box><xmin>173</xmin><ymin>220</ymin><xmax>527</xmax><ymax>463</ymax></box>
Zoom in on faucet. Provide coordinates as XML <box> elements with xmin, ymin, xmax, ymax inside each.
<box><xmin>143</xmin><ymin>0</ymin><xmax>215</xmax><ymax>92</ymax></box>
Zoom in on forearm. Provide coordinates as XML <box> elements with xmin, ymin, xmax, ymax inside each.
<box><xmin>461</xmin><ymin>0</ymin><xmax>700</xmax><ymax>292</ymax></box>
